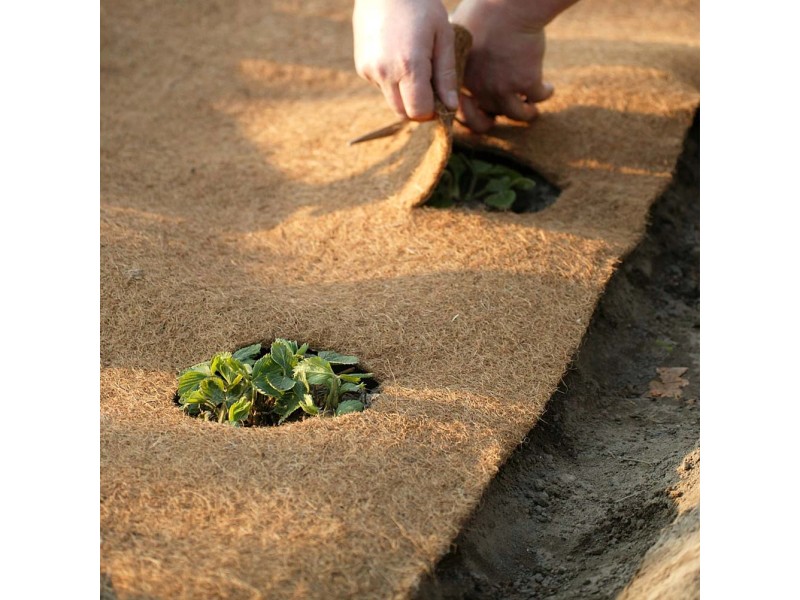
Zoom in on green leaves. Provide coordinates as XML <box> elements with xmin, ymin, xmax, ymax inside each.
<box><xmin>177</xmin><ymin>349</ymin><xmax>255</xmax><ymax>425</ymax></box>
<box><xmin>335</xmin><ymin>400</ymin><xmax>364</xmax><ymax>416</ymax></box>
<box><xmin>485</xmin><ymin>190</ymin><xmax>516</xmax><ymax>210</ymax></box>
<box><xmin>252</xmin><ymin>356</ymin><xmax>295</xmax><ymax>396</ymax></box>
<box><xmin>211</xmin><ymin>353</ymin><xmax>249</xmax><ymax>387</ymax></box>
<box><xmin>316</xmin><ymin>350</ymin><xmax>359</xmax><ymax>365</ymax></box>
<box><xmin>294</xmin><ymin>356</ymin><xmax>335</xmax><ymax>386</ymax></box>
<box><xmin>293</xmin><ymin>356</ymin><xmax>372</xmax><ymax>413</ymax></box>
<box><xmin>469</xmin><ymin>159</ymin><xmax>494</xmax><ymax>175</ymax></box>
<box><xmin>297</xmin><ymin>392</ymin><xmax>319</xmax><ymax>417</ymax></box>
<box><xmin>270</xmin><ymin>339</ymin><xmax>296</xmax><ymax>372</ymax></box>
<box><xmin>232</xmin><ymin>343</ymin><xmax>261</xmax><ymax>365</ymax></box>
<box><xmin>426</xmin><ymin>152</ymin><xmax>536</xmax><ymax>212</ymax></box>
<box><xmin>273</xmin><ymin>394</ymin><xmax>301</xmax><ymax>424</ymax></box>
<box><xmin>340</xmin><ymin>382</ymin><xmax>365</xmax><ymax>394</ymax></box>
<box><xmin>177</xmin><ymin>363</ymin><xmax>212</xmax><ymax>397</ymax></box>
<box><xmin>176</xmin><ymin>341</ymin><xmax>374</xmax><ymax>426</ymax></box>
<box><xmin>228</xmin><ymin>397</ymin><xmax>253</xmax><ymax>425</ymax></box>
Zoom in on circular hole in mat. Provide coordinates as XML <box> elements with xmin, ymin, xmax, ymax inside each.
<box><xmin>173</xmin><ymin>340</ymin><xmax>380</xmax><ymax>427</ymax></box>
<box><xmin>424</xmin><ymin>143</ymin><xmax>560</xmax><ymax>213</ymax></box>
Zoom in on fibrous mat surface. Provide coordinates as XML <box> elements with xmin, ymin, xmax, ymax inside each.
<box><xmin>100</xmin><ymin>0</ymin><xmax>699</xmax><ymax>598</ymax></box>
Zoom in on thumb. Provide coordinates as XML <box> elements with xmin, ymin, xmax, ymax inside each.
<box><xmin>432</xmin><ymin>25</ymin><xmax>458</xmax><ymax>110</ymax></box>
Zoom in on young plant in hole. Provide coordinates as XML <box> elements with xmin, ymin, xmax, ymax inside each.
<box><xmin>427</xmin><ymin>152</ymin><xmax>536</xmax><ymax>210</ymax></box>
<box><xmin>176</xmin><ymin>340</ymin><xmax>373</xmax><ymax>427</ymax></box>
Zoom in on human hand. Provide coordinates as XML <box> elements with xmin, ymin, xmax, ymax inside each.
<box><xmin>451</xmin><ymin>0</ymin><xmax>558</xmax><ymax>133</ymax></box>
<box><xmin>353</xmin><ymin>0</ymin><xmax>460</xmax><ymax>120</ymax></box>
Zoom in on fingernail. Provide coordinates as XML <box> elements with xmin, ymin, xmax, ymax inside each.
<box><xmin>544</xmin><ymin>82</ymin><xmax>555</xmax><ymax>96</ymax></box>
<box><xmin>446</xmin><ymin>91</ymin><xmax>459</xmax><ymax>109</ymax></box>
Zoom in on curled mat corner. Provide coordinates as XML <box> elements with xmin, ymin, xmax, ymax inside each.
<box><xmin>391</xmin><ymin>22</ymin><xmax>470</xmax><ymax>211</ymax></box>
<box><xmin>101</xmin><ymin>0</ymin><xmax>699</xmax><ymax>598</ymax></box>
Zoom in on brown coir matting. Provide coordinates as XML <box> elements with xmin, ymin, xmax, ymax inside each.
<box><xmin>100</xmin><ymin>0</ymin><xmax>699</xmax><ymax>597</ymax></box>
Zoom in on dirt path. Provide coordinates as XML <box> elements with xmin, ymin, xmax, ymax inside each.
<box><xmin>416</xmin><ymin>111</ymin><xmax>700</xmax><ymax>600</ymax></box>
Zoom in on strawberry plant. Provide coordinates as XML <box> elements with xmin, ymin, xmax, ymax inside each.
<box><xmin>426</xmin><ymin>152</ymin><xmax>537</xmax><ymax>211</ymax></box>
<box><xmin>176</xmin><ymin>340</ymin><xmax>374</xmax><ymax>426</ymax></box>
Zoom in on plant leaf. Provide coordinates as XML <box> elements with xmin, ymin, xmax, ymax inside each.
<box><xmin>647</xmin><ymin>367</ymin><xmax>690</xmax><ymax>399</ymax></box>
<box><xmin>228</xmin><ymin>397</ymin><xmax>253</xmax><ymax>424</ymax></box>
<box><xmin>335</xmin><ymin>400</ymin><xmax>364</xmax><ymax>416</ymax></box>
<box><xmin>252</xmin><ymin>355</ymin><xmax>283</xmax><ymax>397</ymax></box>
<box><xmin>214</xmin><ymin>355</ymin><xmax>249</xmax><ymax>387</ymax></box>
<box><xmin>177</xmin><ymin>363</ymin><xmax>212</xmax><ymax>398</ymax></box>
<box><xmin>298</xmin><ymin>393</ymin><xmax>319</xmax><ymax>416</ymax></box>
<box><xmin>232</xmin><ymin>343</ymin><xmax>262</xmax><ymax>364</ymax></box>
<box><xmin>179</xmin><ymin>389</ymin><xmax>206</xmax><ymax>406</ymax></box>
<box><xmin>449</xmin><ymin>153</ymin><xmax>467</xmax><ymax>182</ymax></box>
<box><xmin>293</xmin><ymin>378</ymin><xmax>309</xmax><ymax>396</ymax></box>
<box><xmin>340</xmin><ymin>382</ymin><xmax>365</xmax><ymax>394</ymax></box>
<box><xmin>252</xmin><ymin>354</ymin><xmax>275</xmax><ymax>376</ymax></box>
<box><xmin>271</xmin><ymin>339</ymin><xmax>296</xmax><ymax>373</ymax></box>
<box><xmin>469</xmin><ymin>159</ymin><xmax>493</xmax><ymax>175</ymax></box>
<box><xmin>253</xmin><ymin>377</ymin><xmax>282</xmax><ymax>398</ymax></box>
<box><xmin>178</xmin><ymin>360</ymin><xmax>211</xmax><ymax>377</ymax></box>
<box><xmin>229</xmin><ymin>372</ymin><xmax>244</xmax><ymax>389</ymax></box>
<box><xmin>201</xmin><ymin>377</ymin><xmax>230</xmax><ymax>407</ymax></box>
<box><xmin>485</xmin><ymin>176</ymin><xmax>512</xmax><ymax>193</ymax></box>
<box><xmin>317</xmin><ymin>350</ymin><xmax>359</xmax><ymax>365</ymax></box>
<box><xmin>266</xmin><ymin>372</ymin><xmax>296</xmax><ymax>392</ymax></box>
<box><xmin>486</xmin><ymin>164</ymin><xmax>517</xmax><ymax>177</ymax></box>
<box><xmin>273</xmin><ymin>394</ymin><xmax>301</xmax><ymax>424</ymax></box>
<box><xmin>209</xmin><ymin>352</ymin><xmax>232</xmax><ymax>376</ymax></box>
<box><xmin>294</xmin><ymin>356</ymin><xmax>335</xmax><ymax>386</ymax></box>
<box><xmin>179</xmin><ymin>389</ymin><xmax>209</xmax><ymax>415</ymax></box>
<box><xmin>339</xmin><ymin>373</ymin><xmax>372</xmax><ymax>383</ymax></box>
<box><xmin>511</xmin><ymin>177</ymin><xmax>535</xmax><ymax>191</ymax></box>
<box><xmin>484</xmin><ymin>190</ymin><xmax>516</xmax><ymax>210</ymax></box>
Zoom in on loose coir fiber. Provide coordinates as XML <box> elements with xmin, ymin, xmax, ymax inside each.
<box><xmin>100</xmin><ymin>0</ymin><xmax>699</xmax><ymax>598</ymax></box>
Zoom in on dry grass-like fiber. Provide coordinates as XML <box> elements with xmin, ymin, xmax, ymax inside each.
<box><xmin>101</xmin><ymin>0</ymin><xmax>699</xmax><ymax>597</ymax></box>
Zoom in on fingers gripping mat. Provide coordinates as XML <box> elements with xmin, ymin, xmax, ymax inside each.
<box><xmin>100</xmin><ymin>0</ymin><xmax>699</xmax><ymax>597</ymax></box>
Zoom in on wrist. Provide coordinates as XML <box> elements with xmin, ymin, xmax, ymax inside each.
<box><xmin>461</xmin><ymin>0</ymin><xmax>576</xmax><ymax>31</ymax></box>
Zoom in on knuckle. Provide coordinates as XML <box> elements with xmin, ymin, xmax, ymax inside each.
<box><xmin>398</xmin><ymin>55</ymin><xmax>414</xmax><ymax>76</ymax></box>
<box><xmin>373</xmin><ymin>62</ymin><xmax>390</xmax><ymax>80</ymax></box>
<box><xmin>360</xmin><ymin>56</ymin><xmax>395</xmax><ymax>82</ymax></box>
<box><xmin>398</xmin><ymin>54</ymin><xmax>426</xmax><ymax>78</ymax></box>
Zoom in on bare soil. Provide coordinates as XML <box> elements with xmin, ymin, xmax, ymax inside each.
<box><xmin>416</xmin><ymin>111</ymin><xmax>700</xmax><ymax>600</ymax></box>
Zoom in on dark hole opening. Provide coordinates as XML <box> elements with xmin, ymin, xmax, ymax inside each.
<box><xmin>424</xmin><ymin>142</ymin><xmax>561</xmax><ymax>213</ymax></box>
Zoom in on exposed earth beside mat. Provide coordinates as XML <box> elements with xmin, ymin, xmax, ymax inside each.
<box><xmin>417</xmin><ymin>112</ymin><xmax>700</xmax><ymax>600</ymax></box>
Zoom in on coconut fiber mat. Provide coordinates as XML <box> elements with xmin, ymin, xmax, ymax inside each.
<box><xmin>100</xmin><ymin>0</ymin><xmax>699</xmax><ymax>597</ymax></box>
